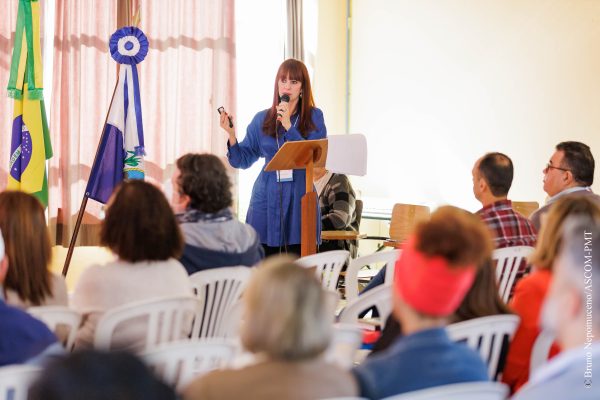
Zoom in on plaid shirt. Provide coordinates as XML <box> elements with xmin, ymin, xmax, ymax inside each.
<box><xmin>476</xmin><ymin>200</ymin><xmax>537</xmax><ymax>249</ymax></box>
<box><xmin>477</xmin><ymin>200</ymin><xmax>537</xmax><ymax>300</ymax></box>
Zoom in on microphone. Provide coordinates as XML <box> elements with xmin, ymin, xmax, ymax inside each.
<box><xmin>277</xmin><ymin>94</ymin><xmax>290</xmax><ymax>118</ymax></box>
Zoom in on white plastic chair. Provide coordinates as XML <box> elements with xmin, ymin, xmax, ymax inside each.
<box><xmin>380</xmin><ymin>381</ymin><xmax>509</xmax><ymax>400</ymax></box>
<box><xmin>0</xmin><ymin>365</ymin><xmax>43</xmax><ymax>400</ymax></box>
<box><xmin>324</xmin><ymin>323</ymin><xmax>363</xmax><ymax>369</ymax></box>
<box><xmin>345</xmin><ymin>250</ymin><xmax>400</xmax><ymax>302</ymax></box>
<box><xmin>93</xmin><ymin>296</ymin><xmax>199</xmax><ymax>351</ymax></box>
<box><xmin>190</xmin><ymin>266</ymin><xmax>252</xmax><ymax>339</ymax></box>
<box><xmin>28</xmin><ymin>306</ymin><xmax>82</xmax><ymax>351</ymax></box>
<box><xmin>492</xmin><ymin>246</ymin><xmax>534</xmax><ymax>302</ymax></box>
<box><xmin>141</xmin><ymin>339</ymin><xmax>236</xmax><ymax>392</ymax></box>
<box><xmin>338</xmin><ymin>285</ymin><xmax>392</xmax><ymax>329</ymax></box>
<box><xmin>446</xmin><ymin>315</ymin><xmax>520</xmax><ymax>380</ymax></box>
<box><xmin>296</xmin><ymin>250</ymin><xmax>350</xmax><ymax>291</ymax></box>
<box><xmin>530</xmin><ymin>329</ymin><xmax>556</xmax><ymax>376</ymax></box>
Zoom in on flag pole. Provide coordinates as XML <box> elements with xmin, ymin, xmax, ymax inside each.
<box><xmin>62</xmin><ymin>80</ymin><xmax>119</xmax><ymax>276</ymax></box>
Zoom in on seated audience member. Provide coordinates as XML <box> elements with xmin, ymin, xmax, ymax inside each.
<box><xmin>0</xmin><ymin>191</ymin><xmax>67</xmax><ymax>307</ymax></box>
<box><xmin>352</xmin><ymin>206</ymin><xmax>492</xmax><ymax>399</ymax></box>
<box><xmin>473</xmin><ymin>152</ymin><xmax>537</xmax><ymax>297</ymax></box>
<box><xmin>314</xmin><ymin>167</ymin><xmax>359</xmax><ymax>258</ymax></box>
<box><xmin>472</xmin><ymin>152</ymin><xmax>537</xmax><ymax>248</ymax></box>
<box><xmin>0</xmin><ymin>229</ymin><xmax>61</xmax><ymax>366</ymax></box>
<box><xmin>530</xmin><ymin>141</ymin><xmax>599</xmax><ymax>230</ymax></box>
<box><xmin>172</xmin><ymin>153</ymin><xmax>264</xmax><ymax>274</ymax></box>
<box><xmin>72</xmin><ymin>181</ymin><xmax>193</xmax><ymax>350</ymax></box>
<box><xmin>371</xmin><ymin>257</ymin><xmax>511</xmax><ymax>354</ymax></box>
<box><xmin>29</xmin><ymin>350</ymin><xmax>176</xmax><ymax>400</ymax></box>
<box><xmin>503</xmin><ymin>195</ymin><xmax>600</xmax><ymax>392</ymax></box>
<box><xmin>184</xmin><ymin>257</ymin><xmax>358</xmax><ymax>400</ymax></box>
<box><xmin>513</xmin><ymin>216</ymin><xmax>600</xmax><ymax>400</ymax></box>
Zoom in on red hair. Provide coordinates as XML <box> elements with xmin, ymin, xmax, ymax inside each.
<box><xmin>262</xmin><ymin>59</ymin><xmax>316</xmax><ymax>137</ymax></box>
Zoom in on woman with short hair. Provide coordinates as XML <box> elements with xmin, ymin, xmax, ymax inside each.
<box><xmin>183</xmin><ymin>257</ymin><xmax>358</xmax><ymax>400</ymax></box>
<box><xmin>72</xmin><ymin>180</ymin><xmax>192</xmax><ymax>350</ymax></box>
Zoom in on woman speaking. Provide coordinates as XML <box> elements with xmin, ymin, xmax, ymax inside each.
<box><xmin>220</xmin><ymin>59</ymin><xmax>327</xmax><ymax>256</ymax></box>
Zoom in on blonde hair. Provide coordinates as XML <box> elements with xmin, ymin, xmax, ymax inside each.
<box><xmin>529</xmin><ymin>195</ymin><xmax>600</xmax><ymax>270</ymax></box>
<box><xmin>241</xmin><ymin>256</ymin><xmax>332</xmax><ymax>361</ymax></box>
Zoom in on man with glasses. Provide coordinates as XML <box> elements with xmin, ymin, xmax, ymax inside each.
<box><xmin>530</xmin><ymin>141</ymin><xmax>598</xmax><ymax>230</ymax></box>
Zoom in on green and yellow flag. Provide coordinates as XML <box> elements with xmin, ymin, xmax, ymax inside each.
<box><xmin>7</xmin><ymin>0</ymin><xmax>52</xmax><ymax>207</ymax></box>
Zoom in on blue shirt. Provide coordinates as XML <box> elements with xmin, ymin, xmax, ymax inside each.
<box><xmin>0</xmin><ymin>299</ymin><xmax>58</xmax><ymax>366</ymax></box>
<box><xmin>227</xmin><ymin>108</ymin><xmax>327</xmax><ymax>247</ymax></box>
<box><xmin>352</xmin><ymin>327</ymin><xmax>489</xmax><ymax>399</ymax></box>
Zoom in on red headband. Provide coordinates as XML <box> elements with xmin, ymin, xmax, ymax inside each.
<box><xmin>394</xmin><ymin>237</ymin><xmax>476</xmax><ymax>317</ymax></box>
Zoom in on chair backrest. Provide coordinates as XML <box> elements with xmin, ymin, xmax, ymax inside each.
<box><xmin>189</xmin><ymin>266</ymin><xmax>252</xmax><ymax>339</ymax></box>
<box><xmin>388</xmin><ymin>204</ymin><xmax>430</xmax><ymax>242</ymax></box>
<box><xmin>324</xmin><ymin>323</ymin><xmax>363</xmax><ymax>369</ymax></box>
<box><xmin>380</xmin><ymin>381</ymin><xmax>509</xmax><ymax>400</ymax></box>
<box><xmin>141</xmin><ymin>339</ymin><xmax>236</xmax><ymax>392</ymax></box>
<box><xmin>28</xmin><ymin>306</ymin><xmax>82</xmax><ymax>351</ymax></box>
<box><xmin>296</xmin><ymin>250</ymin><xmax>350</xmax><ymax>291</ymax></box>
<box><xmin>512</xmin><ymin>201</ymin><xmax>539</xmax><ymax>218</ymax></box>
<box><xmin>0</xmin><ymin>365</ymin><xmax>43</xmax><ymax>400</ymax></box>
<box><xmin>492</xmin><ymin>246</ymin><xmax>534</xmax><ymax>303</ymax></box>
<box><xmin>345</xmin><ymin>250</ymin><xmax>400</xmax><ymax>302</ymax></box>
<box><xmin>446</xmin><ymin>315</ymin><xmax>520</xmax><ymax>379</ymax></box>
<box><xmin>530</xmin><ymin>329</ymin><xmax>556</xmax><ymax>376</ymax></box>
<box><xmin>338</xmin><ymin>285</ymin><xmax>392</xmax><ymax>328</ymax></box>
<box><xmin>93</xmin><ymin>296</ymin><xmax>199</xmax><ymax>351</ymax></box>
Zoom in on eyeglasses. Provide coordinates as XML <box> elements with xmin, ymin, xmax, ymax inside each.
<box><xmin>544</xmin><ymin>163</ymin><xmax>570</xmax><ymax>173</ymax></box>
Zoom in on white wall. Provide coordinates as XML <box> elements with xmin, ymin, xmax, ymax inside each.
<box><xmin>350</xmin><ymin>0</ymin><xmax>600</xmax><ymax>213</ymax></box>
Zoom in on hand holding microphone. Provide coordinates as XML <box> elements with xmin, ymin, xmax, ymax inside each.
<box><xmin>276</xmin><ymin>94</ymin><xmax>291</xmax><ymax>130</ymax></box>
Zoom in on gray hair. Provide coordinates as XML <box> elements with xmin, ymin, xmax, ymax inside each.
<box><xmin>241</xmin><ymin>256</ymin><xmax>332</xmax><ymax>361</ymax></box>
<box><xmin>558</xmin><ymin>215</ymin><xmax>600</xmax><ymax>329</ymax></box>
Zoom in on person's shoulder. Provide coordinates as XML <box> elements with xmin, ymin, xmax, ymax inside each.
<box><xmin>0</xmin><ymin>301</ymin><xmax>54</xmax><ymax>335</ymax></box>
<box><xmin>250</xmin><ymin>109</ymin><xmax>270</xmax><ymax>124</ymax></box>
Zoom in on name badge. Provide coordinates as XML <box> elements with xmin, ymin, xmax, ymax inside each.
<box><xmin>277</xmin><ymin>169</ymin><xmax>293</xmax><ymax>182</ymax></box>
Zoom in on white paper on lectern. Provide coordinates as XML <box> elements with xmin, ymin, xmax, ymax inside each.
<box><xmin>325</xmin><ymin>134</ymin><xmax>367</xmax><ymax>176</ymax></box>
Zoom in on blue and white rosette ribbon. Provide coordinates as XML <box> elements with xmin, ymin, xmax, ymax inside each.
<box><xmin>109</xmin><ymin>27</ymin><xmax>148</xmax><ymax>179</ymax></box>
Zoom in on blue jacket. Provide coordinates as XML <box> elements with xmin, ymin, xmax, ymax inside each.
<box><xmin>227</xmin><ymin>108</ymin><xmax>327</xmax><ymax>247</ymax></box>
<box><xmin>352</xmin><ymin>327</ymin><xmax>489</xmax><ymax>399</ymax></box>
<box><xmin>0</xmin><ymin>299</ymin><xmax>58</xmax><ymax>366</ymax></box>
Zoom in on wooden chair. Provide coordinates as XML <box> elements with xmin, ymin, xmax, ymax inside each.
<box><xmin>93</xmin><ymin>296</ymin><xmax>198</xmax><ymax>352</ymax></box>
<box><xmin>0</xmin><ymin>365</ymin><xmax>43</xmax><ymax>400</ymax></box>
<box><xmin>189</xmin><ymin>266</ymin><xmax>252</xmax><ymax>339</ymax></box>
<box><xmin>379</xmin><ymin>381</ymin><xmax>509</xmax><ymax>400</ymax></box>
<box><xmin>28</xmin><ymin>306</ymin><xmax>82</xmax><ymax>351</ymax></box>
<box><xmin>446</xmin><ymin>315</ymin><xmax>520</xmax><ymax>380</ymax></box>
<box><xmin>364</xmin><ymin>204</ymin><xmax>430</xmax><ymax>248</ymax></box>
<box><xmin>512</xmin><ymin>201</ymin><xmax>539</xmax><ymax>218</ymax></box>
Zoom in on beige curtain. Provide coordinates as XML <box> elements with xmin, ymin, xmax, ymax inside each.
<box><xmin>46</xmin><ymin>0</ymin><xmax>236</xmax><ymax>246</ymax></box>
<box><xmin>286</xmin><ymin>0</ymin><xmax>304</xmax><ymax>60</ymax></box>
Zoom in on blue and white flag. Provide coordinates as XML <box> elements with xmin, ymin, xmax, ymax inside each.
<box><xmin>85</xmin><ymin>26</ymin><xmax>148</xmax><ymax>204</ymax></box>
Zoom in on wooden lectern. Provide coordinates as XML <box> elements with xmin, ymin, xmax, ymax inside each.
<box><xmin>265</xmin><ymin>139</ymin><xmax>328</xmax><ymax>257</ymax></box>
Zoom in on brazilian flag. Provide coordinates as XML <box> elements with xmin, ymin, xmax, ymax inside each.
<box><xmin>7</xmin><ymin>0</ymin><xmax>52</xmax><ymax>207</ymax></box>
